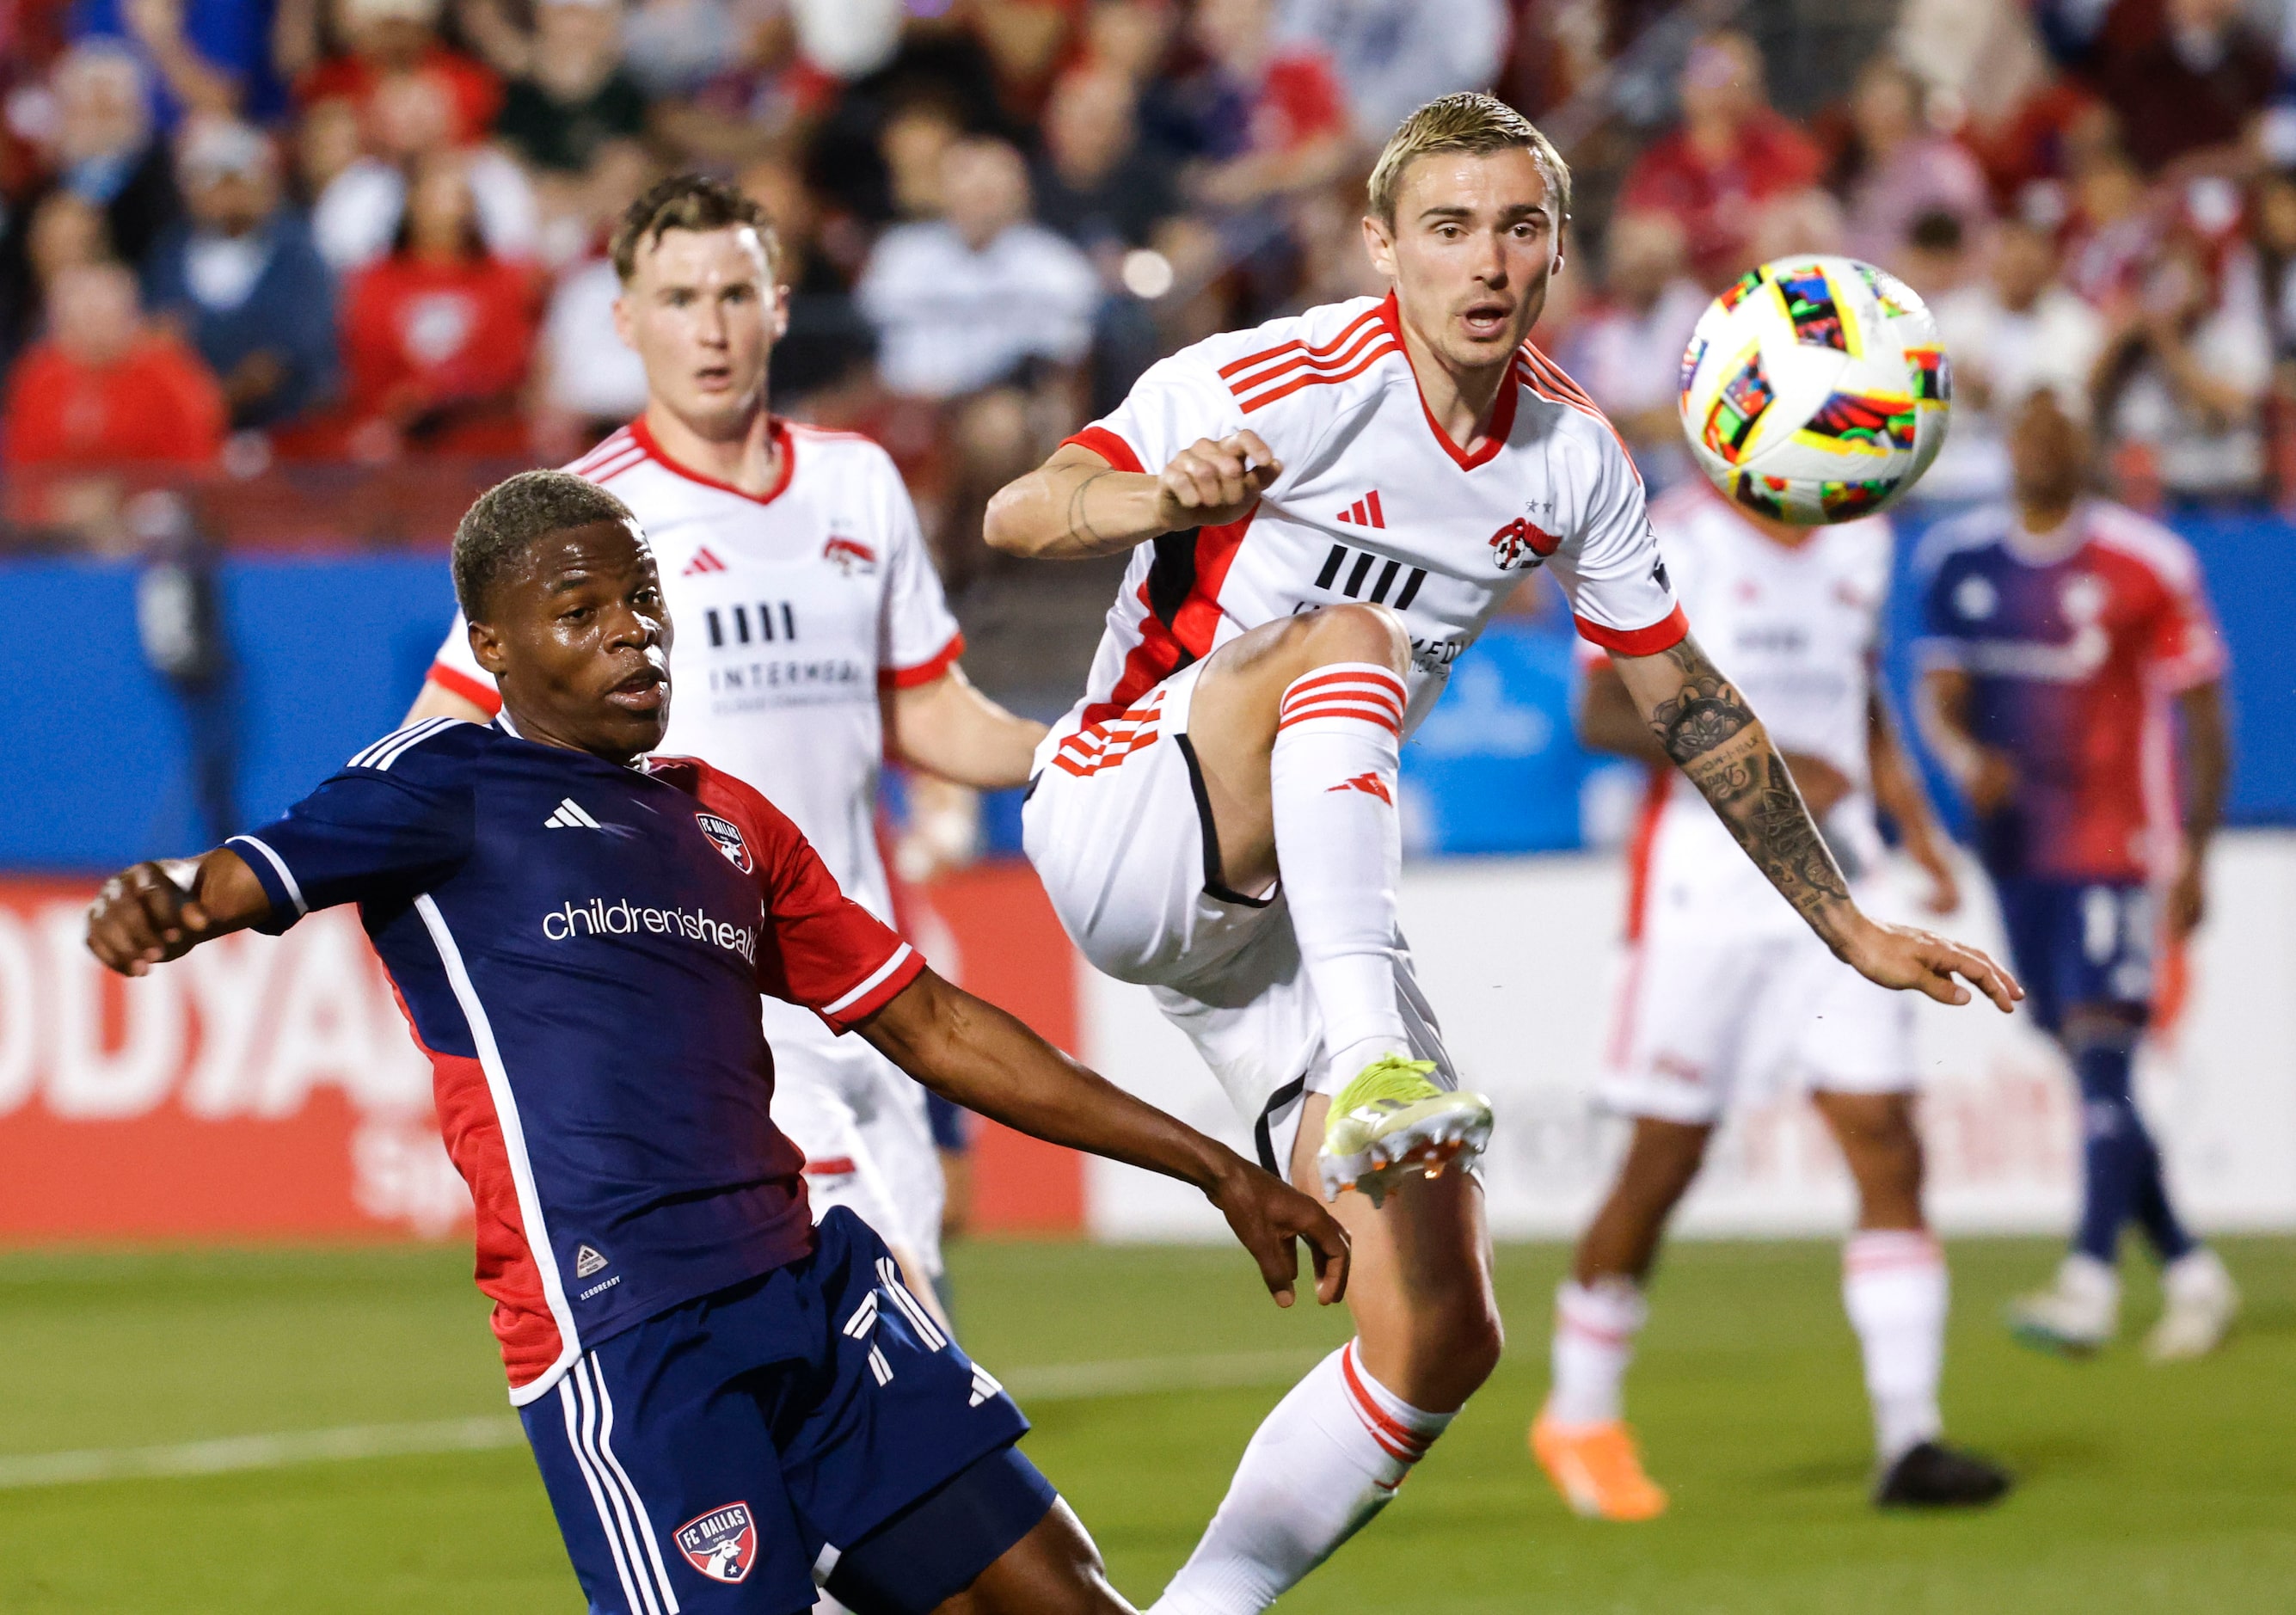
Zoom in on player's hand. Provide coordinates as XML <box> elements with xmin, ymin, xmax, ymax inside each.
<box><xmin>2166</xmin><ymin>850</ymin><xmax>2207</xmax><ymax>939</ymax></box>
<box><xmin>1839</xmin><ymin>916</ymin><xmax>2022</xmax><ymax>1012</ymax></box>
<box><xmin>1157</xmin><ymin>433</ymin><xmax>1280</xmax><ymax>531</ymax></box>
<box><xmin>1966</xmin><ymin>749</ymin><xmax>2017</xmax><ymax>816</ymax></box>
<box><xmin>1206</xmin><ymin>1154</ymin><xmax>1350</xmax><ymax>1308</ymax></box>
<box><xmin>1906</xmin><ymin>837</ymin><xmax>1961</xmax><ymax>916</ymax></box>
<box><xmin>85</xmin><ymin>860</ymin><xmax>209</xmax><ymax>978</ymax></box>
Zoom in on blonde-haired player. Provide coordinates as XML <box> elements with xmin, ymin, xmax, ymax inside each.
<box><xmin>990</xmin><ymin>92</ymin><xmax>2020</xmax><ymax>1612</ymax></box>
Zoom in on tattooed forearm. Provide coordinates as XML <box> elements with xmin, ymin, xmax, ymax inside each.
<box><xmin>1064</xmin><ymin>469</ymin><xmax>1120</xmax><ymax>547</ymax></box>
<box><xmin>1642</xmin><ymin>640</ymin><xmax>1757</xmax><ymax>764</ymax></box>
<box><xmin>1640</xmin><ymin>641</ymin><xmax>1853</xmax><ymax>940</ymax></box>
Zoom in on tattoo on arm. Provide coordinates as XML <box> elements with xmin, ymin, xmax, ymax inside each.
<box><xmin>1645</xmin><ymin>641</ymin><xmax>1854</xmax><ymax>935</ymax></box>
<box><xmin>1065</xmin><ymin>469</ymin><xmax>1119</xmax><ymax>547</ymax></box>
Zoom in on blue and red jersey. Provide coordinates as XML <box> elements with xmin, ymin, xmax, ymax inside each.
<box><xmin>1915</xmin><ymin>500</ymin><xmax>2225</xmax><ymax>883</ymax></box>
<box><xmin>225</xmin><ymin>714</ymin><xmax>924</xmax><ymax>1403</ymax></box>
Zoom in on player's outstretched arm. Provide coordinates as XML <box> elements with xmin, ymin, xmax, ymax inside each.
<box><xmin>84</xmin><ymin>850</ymin><xmax>273</xmax><ymax>977</ymax></box>
<box><xmin>983</xmin><ymin>434</ymin><xmax>1280</xmax><ymax>561</ymax></box>
<box><xmin>858</xmin><ymin>967</ymin><xmax>1349</xmax><ymax>1306</ymax></box>
<box><xmin>1610</xmin><ymin>636</ymin><xmax>2022</xmax><ymax>1013</ymax></box>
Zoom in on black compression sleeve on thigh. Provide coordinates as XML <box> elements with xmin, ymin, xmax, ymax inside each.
<box><xmin>825</xmin><ymin>1444</ymin><xmax>1058</xmax><ymax>1614</ymax></box>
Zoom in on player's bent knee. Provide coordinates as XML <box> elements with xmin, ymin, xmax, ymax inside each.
<box><xmin>826</xmin><ymin>1444</ymin><xmax>1059</xmax><ymax>1615</ymax></box>
<box><xmin>1293</xmin><ymin>601</ymin><xmax>1411</xmax><ymax>675</ymax></box>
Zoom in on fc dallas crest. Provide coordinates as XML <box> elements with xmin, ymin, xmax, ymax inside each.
<box><xmin>695</xmin><ymin>812</ymin><xmax>752</xmax><ymax>874</ymax></box>
<box><xmin>677</xmin><ymin>1501</ymin><xmax>758</xmax><ymax>1583</ymax></box>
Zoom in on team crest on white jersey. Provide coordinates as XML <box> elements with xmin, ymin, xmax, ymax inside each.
<box><xmin>823</xmin><ymin>536</ymin><xmax>877</xmax><ymax>574</ymax></box>
<box><xmin>677</xmin><ymin>1502</ymin><xmax>757</xmax><ymax>1583</ymax></box>
<box><xmin>1488</xmin><ymin>516</ymin><xmax>1562</xmax><ymax>570</ymax></box>
<box><xmin>695</xmin><ymin>812</ymin><xmax>752</xmax><ymax>873</ymax></box>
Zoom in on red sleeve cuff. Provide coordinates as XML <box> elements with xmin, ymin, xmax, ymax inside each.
<box><xmin>818</xmin><ymin>942</ymin><xmax>925</xmax><ymax>1031</ymax></box>
<box><xmin>1575</xmin><ymin>605</ymin><xmax>1689</xmax><ymax>657</ymax></box>
<box><xmin>428</xmin><ymin>661</ymin><xmax>502</xmax><ymax>715</ymax></box>
<box><xmin>1061</xmin><ymin>425</ymin><xmax>1145</xmax><ymax>474</ymax></box>
<box><xmin>879</xmin><ymin>631</ymin><xmax>965</xmax><ymax>691</ymax></box>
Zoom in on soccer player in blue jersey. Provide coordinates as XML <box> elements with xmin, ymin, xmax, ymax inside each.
<box><xmin>85</xmin><ymin>470</ymin><xmax>1349</xmax><ymax>1615</ymax></box>
<box><xmin>1918</xmin><ymin>387</ymin><xmax>2238</xmax><ymax>1360</ymax></box>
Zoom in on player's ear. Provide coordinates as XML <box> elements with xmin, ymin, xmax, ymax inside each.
<box><xmin>611</xmin><ymin>291</ymin><xmax>635</xmax><ymax>351</ymax></box>
<box><xmin>770</xmin><ymin>279</ymin><xmax>790</xmax><ymax>342</ymax></box>
<box><xmin>1361</xmin><ymin>213</ymin><xmax>1397</xmax><ymax>280</ymax></box>
<box><xmin>470</xmin><ymin>617</ymin><xmax>510</xmax><ymax>679</ymax></box>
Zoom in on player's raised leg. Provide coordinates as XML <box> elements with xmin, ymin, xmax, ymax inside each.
<box><xmin>1532</xmin><ymin>1115</ymin><xmax>1707</xmax><ymax>1522</ymax></box>
<box><xmin>1187</xmin><ymin>603</ymin><xmax>1495</xmax><ymax>1199</ymax></box>
<box><xmin>1810</xmin><ymin>1090</ymin><xmax>2009</xmax><ymax>1507</ymax></box>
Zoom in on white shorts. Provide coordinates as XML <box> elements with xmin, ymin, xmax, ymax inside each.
<box><xmin>1600</xmin><ymin>926</ymin><xmax>1915</xmax><ymax>1126</ymax></box>
<box><xmin>1023</xmin><ymin>660</ymin><xmax>1458</xmax><ymax>1174</ymax></box>
<box><xmin>762</xmin><ymin>997</ymin><xmax>947</xmax><ymax>1276</ymax></box>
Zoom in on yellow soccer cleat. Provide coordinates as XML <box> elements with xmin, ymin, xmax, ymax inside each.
<box><xmin>1531</xmin><ymin>1413</ymin><xmax>1669</xmax><ymax>1522</ymax></box>
<box><xmin>1317</xmin><ymin>1054</ymin><xmax>1493</xmax><ymax>1207</ymax></box>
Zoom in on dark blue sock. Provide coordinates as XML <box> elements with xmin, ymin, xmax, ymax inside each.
<box><xmin>2070</xmin><ymin>1040</ymin><xmax>2191</xmax><ymax>1264</ymax></box>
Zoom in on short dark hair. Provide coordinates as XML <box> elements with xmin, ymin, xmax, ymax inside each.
<box><xmin>609</xmin><ymin>173</ymin><xmax>779</xmax><ymax>284</ymax></box>
<box><xmin>453</xmin><ymin>470</ymin><xmax>639</xmax><ymax>622</ymax></box>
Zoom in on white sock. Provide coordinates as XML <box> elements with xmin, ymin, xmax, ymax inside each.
<box><xmin>1269</xmin><ymin>664</ymin><xmax>1411</xmax><ymax>1084</ymax></box>
<box><xmin>1151</xmin><ymin>1342</ymin><xmax>1452</xmax><ymax>1614</ymax></box>
<box><xmin>1544</xmin><ymin>1277</ymin><xmax>1646</xmax><ymax>1428</ymax></box>
<box><xmin>1843</xmin><ymin>1229</ymin><xmax>1947</xmax><ymax>1466</ymax></box>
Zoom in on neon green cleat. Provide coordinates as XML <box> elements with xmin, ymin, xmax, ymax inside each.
<box><xmin>1318</xmin><ymin>1054</ymin><xmax>1493</xmax><ymax>1206</ymax></box>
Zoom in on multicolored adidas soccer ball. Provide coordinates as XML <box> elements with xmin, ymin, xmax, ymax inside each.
<box><xmin>1676</xmin><ymin>255</ymin><xmax>1950</xmax><ymax>524</ymax></box>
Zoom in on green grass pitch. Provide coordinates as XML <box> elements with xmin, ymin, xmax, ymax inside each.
<box><xmin>2</xmin><ymin>1237</ymin><xmax>2290</xmax><ymax>1612</ymax></box>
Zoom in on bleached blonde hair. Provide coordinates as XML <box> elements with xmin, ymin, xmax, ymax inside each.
<box><xmin>1367</xmin><ymin>92</ymin><xmax>1570</xmax><ymax>227</ymax></box>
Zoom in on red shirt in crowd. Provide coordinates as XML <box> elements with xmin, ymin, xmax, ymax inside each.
<box><xmin>1249</xmin><ymin>50</ymin><xmax>1348</xmax><ymax>152</ymax></box>
<box><xmin>298</xmin><ymin>45</ymin><xmax>503</xmax><ymax>145</ymax></box>
<box><xmin>341</xmin><ymin>253</ymin><xmax>539</xmax><ymax>456</ymax></box>
<box><xmin>1620</xmin><ymin>110</ymin><xmax>1825</xmax><ymax>284</ymax></box>
<box><xmin>0</xmin><ymin>333</ymin><xmax>227</xmax><ymax>467</ymax></box>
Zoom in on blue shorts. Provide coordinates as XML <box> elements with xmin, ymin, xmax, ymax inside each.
<box><xmin>519</xmin><ymin>1207</ymin><xmax>1041</xmax><ymax>1615</ymax></box>
<box><xmin>1992</xmin><ymin>876</ymin><xmax>2156</xmax><ymax>1034</ymax></box>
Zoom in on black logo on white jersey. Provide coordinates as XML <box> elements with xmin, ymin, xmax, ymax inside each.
<box><xmin>704</xmin><ymin>602</ymin><xmax>798</xmax><ymax>648</ymax></box>
<box><xmin>1313</xmin><ymin>543</ymin><xmax>1427</xmax><ymax>609</ymax></box>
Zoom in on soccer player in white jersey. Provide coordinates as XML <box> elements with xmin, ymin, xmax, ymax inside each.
<box><xmin>404</xmin><ymin>177</ymin><xmax>1046</xmax><ymax>1308</ymax></box>
<box><xmin>986</xmin><ymin>92</ymin><xmax>2021</xmax><ymax>1612</ymax></box>
<box><xmin>1532</xmin><ymin>482</ymin><xmax>2012</xmax><ymax>1521</ymax></box>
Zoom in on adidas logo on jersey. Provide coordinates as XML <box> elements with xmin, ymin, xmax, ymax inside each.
<box><xmin>574</xmin><ymin>1244</ymin><xmax>609</xmax><ymax>1277</ymax></box>
<box><xmin>544</xmin><ymin>798</ymin><xmax>603</xmax><ymax>829</ymax></box>
<box><xmin>685</xmin><ymin>547</ymin><xmax>729</xmax><ymax>575</ymax></box>
<box><xmin>1335</xmin><ymin>489</ymin><xmax>1387</xmax><ymax>528</ymax></box>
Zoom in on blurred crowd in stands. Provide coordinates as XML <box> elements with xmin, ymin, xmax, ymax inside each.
<box><xmin>2</xmin><ymin>0</ymin><xmax>2294</xmax><ymax>560</ymax></box>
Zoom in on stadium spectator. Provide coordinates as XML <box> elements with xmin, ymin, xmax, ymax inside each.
<box><xmin>1034</xmin><ymin>65</ymin><xmax>1182</xmax><ymax>255</ymax></box>
<box><xmin>35</xmin><ymin>40</ymin><xmax>181</xmax><ymax>269</ymax></box>
<box><xmin>0</xmin><ymin>189</ymin><xmax>111</xmax><ymax>371</ymax></box>
<box><xmin>1279</xmin><ymin>0</ymin><xmax>1509</xmax><ymax>145</ymax></box>
<box><xmin>1925</xmin><ymin>214</ymin><xmax>2106</xmax><ymax>501</ymax></box>
<box><xmin>1892</xmin><ymin>206</ymin><xmax>1973</xmax><ymax>298</ymax></box>
<box><xmin>1559</xmin><ymin>212</ymin><xmax>1708</xmax><ymax>490</ymax></box>
<box><xmin>490</xmin><ymin>0</ymin><xmax>650</xmax><ymax>164</ymax></box>
<box><xmin>857</xmin><ymin>135</ymin><xmax>1096</xmax><ymax>402</ymax></box>
<box><xmin>618</xmin><ymin>0</ymin><xmax>747</xmax><ymax>99</ymax></box>
<box><xmin>1829</xmin><ymin>55</ymin><xmax>1992</xmax><ymax>268</ymax></box>
<box><xmin>2251</xmin><ymin>166</ymin><xmax>2296</xmax><ymax>360</ymax></box>
<box><xmin>336</xmin><ymin>151</ymin><xmax>539</xmax><ymax>457</ymax></box>
<box><xmin>72</xmin><ymin>0</ymin><xmax>282</xmax><ymax>126</ymax></box>
<box><xmin>1619</xmin><ymin>30</ymin><xmax>1823</xmax><ymax>286</ymax></box>
<box><xmin>1174</xmin><ymin>0</ymin><xmax>1353</xmax><ymax>210</ymax></box>
<box><xmin>279</xmin><ymin>0</ymin><xmax>501</xmax><ymax>146</ymax></box>
<box><xmin>144</xmin><ymin>119</ymin><xmax>339</xmax><ymax>432</ymax></box>
<box><xmin>2095</xmin><ymin>212</ymin><xmax>2271</xmax><ymax>505</ymax></box>
<box><xmin>2</xmin><ymin>258</ymin><xmax>226</xmax><ymax>469</ymax></box>
<box><xmin>2059</xmin><ymin>139</ymin><xmax>2160</xmax><ymax>308</ymax></box>
<box><xmin>2041</xmin><ymin>0</ymin><xmax>2275</xmax><ymax>175</ymax></box>
<box><xmin>310</xmin><ymin>67</ymin><xmax>539</xmax><ymax>271</ymax></box>
<box><xmin>965</xmin><ymin>0</ymin><xmax>1085</xmax><ymax>122</ymax></box>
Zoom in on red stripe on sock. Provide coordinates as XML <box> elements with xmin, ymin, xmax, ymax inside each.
<box><xmin>1341</xmin><ymin>1345</ymin><xmax>1432</xmax><ymax>1464</ymax></box>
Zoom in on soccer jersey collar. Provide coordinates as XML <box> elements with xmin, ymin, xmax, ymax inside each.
<box><xmin>627</xmin><ymin>414</ymin><xmax>798</xmax><ymax>507</ymax></box>
<box><xmin>1375</xmin><ymin>290</ymin><xmax>1519</xmax><ymax>473</ymax></box>
<box><xmin>2004</xmin><ymin>500</ymin><xmax>2091</xmax><ymax>567</ymax></box>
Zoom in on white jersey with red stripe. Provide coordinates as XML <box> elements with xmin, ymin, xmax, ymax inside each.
<box><xmin>1039</xmin><ymin>291</ymin><xmax>1685</xmax><ymax>774</ymax></box>
<box><xmin>1617</xmin><ymin>484</ymin><xmax>1895</xmax><ymax>943</ymax></box>
<box><xmin>427</xmin><ymin>416</ymin><xmax>962</xmax><ymax>924</ymax></box>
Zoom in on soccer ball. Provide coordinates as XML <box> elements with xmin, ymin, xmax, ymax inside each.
<box><xmin>1676</xmin><ymin>255</ymin><xmax>1950</xmax><ymax>524</ymax></box>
